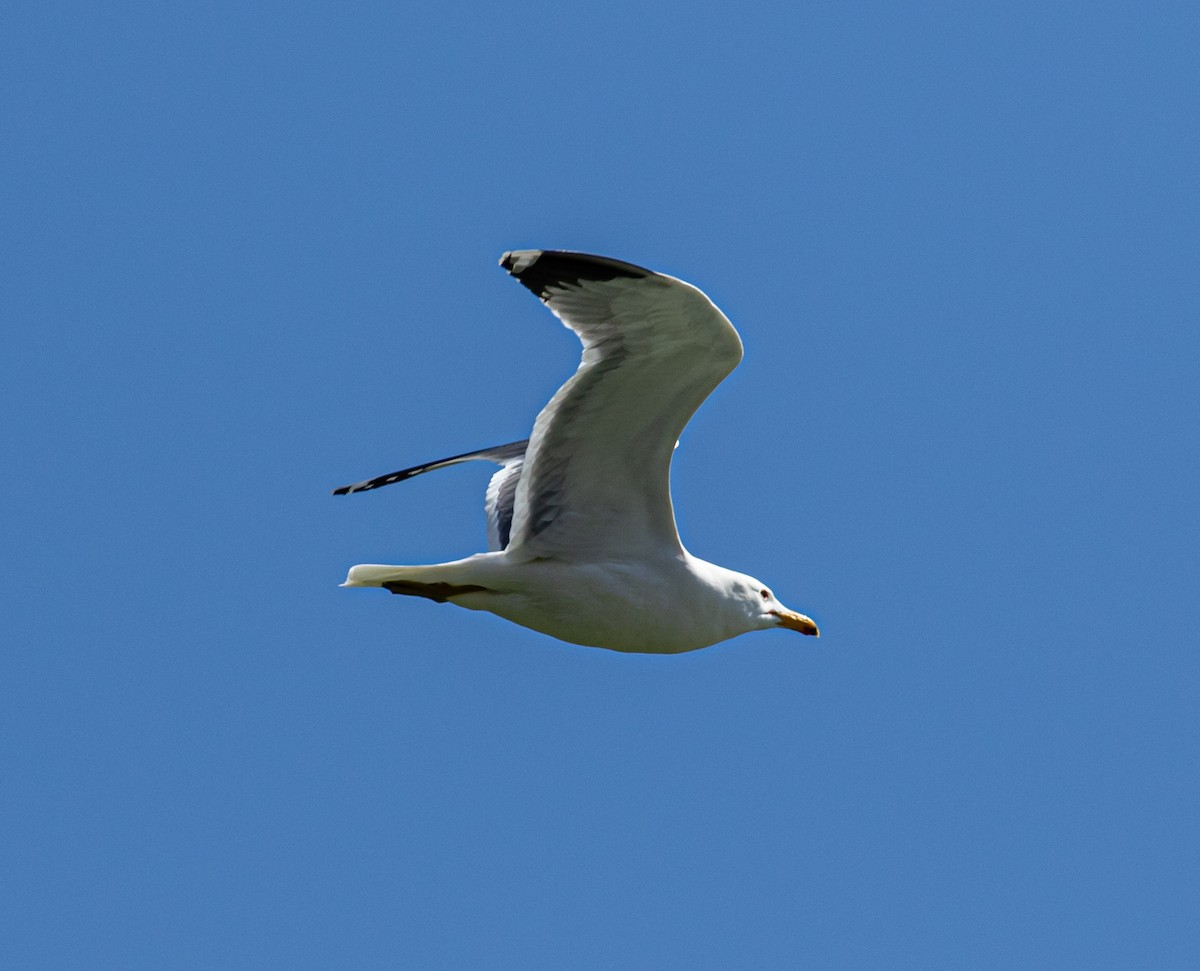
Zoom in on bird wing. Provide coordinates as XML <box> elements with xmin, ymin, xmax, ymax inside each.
<box><xmin>482</xmin><ymin>452</ymin><xmax>525</xmax><ymax>551</ymax></box>
<box><xmin>333</xmin><ymin>439</ymin><xmax>528</xmax><ymax>551</ymax></box>
<box><xmin>499</xmin><ymin>250</ymin><xmax>743</xmax><ymax>562</ymax></box>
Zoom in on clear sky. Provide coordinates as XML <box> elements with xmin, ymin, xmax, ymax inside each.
<box><xmin>4</xmin><ymin>1</ymin><xmax>1198</xmax><ymax>968</ymax></box>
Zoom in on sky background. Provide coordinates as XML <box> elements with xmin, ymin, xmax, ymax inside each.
<box><xmin>4</xmin><ymin>1</ymin><xmax>1198</xmax><ymax>967</ymax></box>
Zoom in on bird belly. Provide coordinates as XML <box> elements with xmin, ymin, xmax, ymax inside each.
<box><xmin>453</xmin><ymin>561</ymin><xmax>720</xmax><ymax>654</ymax></box>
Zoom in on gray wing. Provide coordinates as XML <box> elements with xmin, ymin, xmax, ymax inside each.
<box><xmin>333</xmin><ymin>439</ymin><xmax>528</xmax><ymax>551</ymax></box>
<box><xmin>498</xmin><ymin>250</ymin><xmax>743</xmax><ymax>562</ymax></box>
<box><xmin>482</xmin><ymin>456</ymin><xmax>525</xmax><ymax>552</ymax></box>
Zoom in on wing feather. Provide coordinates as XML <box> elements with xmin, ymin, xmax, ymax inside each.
<box><xmin>498</xmin><ymin>250</ymin><xmax>742</xmax><ymax>562</ymax></box>
<box><xmin>333</xmin><ymin>440</ymin><xmax>528</xmax><ymax>551</ymax></box>
<box><xmin>484</xmin><ymin>459</ymin><xmax>524</xmax><ymax>551</ymax></box>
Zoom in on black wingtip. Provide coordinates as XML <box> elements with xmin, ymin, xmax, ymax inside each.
<box><xmin>500</xmin><ymin>249</ymin><xmax>652</xmax><ymax>300</ymax></box>
<box><xmin>331</xmin><ymin>485</ymin><xmax>351</xmax><ymax>496</ymax></box>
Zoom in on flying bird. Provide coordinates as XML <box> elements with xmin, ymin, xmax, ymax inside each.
<box><xmin>335</xmin><ymin>250</ymin><xmax>819</xmax><ymax>653</ymax></box>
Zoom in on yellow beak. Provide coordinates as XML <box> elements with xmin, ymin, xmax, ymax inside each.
<box><xmin>771</xmin><ymin>609</ymin><xmax>820</xmax><ymax>637</ymax></box>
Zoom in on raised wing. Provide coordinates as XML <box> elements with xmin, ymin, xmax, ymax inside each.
<box><xmin>499</xmin><ymin>250</ymin><xmax>743</xmax><ymax>562</ymax></box>
<box><xmin>333</xmin><ymin>439</ymin><xmax>528</xmax><ymax>551</ymax></box>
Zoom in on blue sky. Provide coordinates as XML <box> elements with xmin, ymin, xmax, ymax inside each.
<box><xmin>4</xmin><ymin>1</ymin><xmax>1198</xmax><ymax>967</ymax></box>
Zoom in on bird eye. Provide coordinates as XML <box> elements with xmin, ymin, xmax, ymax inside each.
<box><xmin>761</xmin><ymin>588</ymin><xmax>771</xmax><ymax>600</ymax></box>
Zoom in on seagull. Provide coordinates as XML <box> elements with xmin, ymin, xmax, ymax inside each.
<box><xmin>334</xmin><ymin>250</ymin><xmax>819</xmax><ymax>653</ymax></box>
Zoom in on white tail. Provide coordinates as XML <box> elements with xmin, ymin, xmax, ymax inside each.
<box><xmin>341</xmin><ymin>564</ymin><xmax>424</xmax><ymax>587</ymax></box>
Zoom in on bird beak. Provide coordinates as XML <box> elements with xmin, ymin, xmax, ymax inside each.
<box><xmin>771</xmin><ymin>609</ymin><xmax>820</xmax><ymax>637</ymax></box>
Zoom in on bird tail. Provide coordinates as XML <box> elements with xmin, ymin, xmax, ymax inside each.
<box><xmin>340</xmin><ymin>557</ymin><xmax>500</xmax><ymax>602</ymax></box>
<box><xmin>342</xmin><ymin>564</ymin><xmax>432</xmax><ymax>587</ymax></box>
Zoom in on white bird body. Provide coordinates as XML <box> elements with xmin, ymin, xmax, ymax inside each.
<box><xmin>345</xmin><ymin>552</ymin><xmax>790</xmax><ymax>654</ymax></box>
<box><xmin>336</xmin><ymin>250</ymin><xmax>819</xmax><ymax>653</ymax></box>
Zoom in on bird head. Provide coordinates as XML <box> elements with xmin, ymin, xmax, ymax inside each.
<box><xmin>718</xmin><ymin>569</ymin><xmax>820</xmax><ymax>639</ymax></box>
